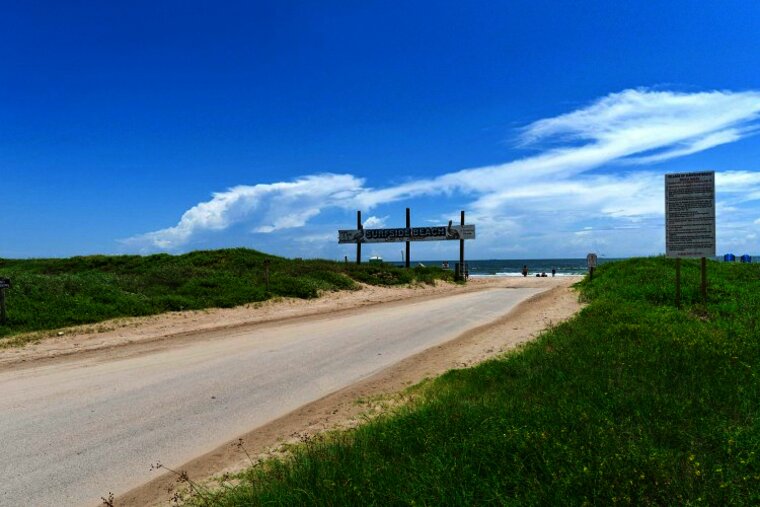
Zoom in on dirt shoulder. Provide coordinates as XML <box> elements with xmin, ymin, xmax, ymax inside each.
<box><xmin>0</xmin><ymin>276</ymin><xmax>576</xmax><ymax>371</ymax></box>
<box><xmin>115</xmin><ymin>277</ymin><xmax>582</xmax><ymax>507</ymax></box>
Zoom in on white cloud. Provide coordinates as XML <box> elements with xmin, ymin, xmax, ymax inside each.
<box><xmin>123</xmin><ymin>88</ymin><xmax>760</xmax><ymax>255</ymax></box>
<box><xmin>122</xmin><ymin>174</ymin><xmax>364</xmax><ymax>250</ymax></box>
<box><xmin>363</xmin><ymin>215</ymin><xmax>388</xmax><ymax>228</ymax></box>
<box><xmin>294</xmin><ymin>232</ymin><xmax>336</xmax><ymax>243</ymax></box>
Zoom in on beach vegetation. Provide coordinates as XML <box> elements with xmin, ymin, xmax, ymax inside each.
<box><xmin>192</xmin><ymin>256</ymin><xmax>760</xmax><ymax>506</ymax></box>
<box><xmin>0</xmin><ymin>248</ymin><xmax>453</xmax><ymax>342</ymax></box>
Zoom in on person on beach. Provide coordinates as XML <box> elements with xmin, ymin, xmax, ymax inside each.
<box><xmin>522</xmin><ymin>265</ymin><xmax>528</xmax><ymax>277</ymax></box>
<box><xmin>551</xmin><ymin>268</ymin><xmax>556</xmax><ymax>277</ymax></box>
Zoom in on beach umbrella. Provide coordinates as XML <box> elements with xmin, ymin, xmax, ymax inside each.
<box><xmin>740</xmin><ymin>254</ymin><xmax>751</xmax><ymax>263</ymax></box>
<box><xmin>724</xmin><ymin>253</ymin><xmax>736</xmax><ymax>262</ymax></box>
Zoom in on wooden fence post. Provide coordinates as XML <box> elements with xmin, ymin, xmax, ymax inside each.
<box><xmin>701</xmin><ymin>256</ymin><xmax>707</xmax><ymax>304</ymax></box>
<box><xmin>675</xmin><ymin>258</ymin><xmax>681</xmax><ymax>309</ymax></box>
<box><xmin>0</xmin><ymin>278</ymin><xmax>9</xmax><ymax>325</ymax></box>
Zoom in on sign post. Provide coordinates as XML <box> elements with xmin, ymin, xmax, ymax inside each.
<box><xmin>675</xmin><ymin>258</ymin><xmax>681</xmax><ymax>308</ymax></box>
<box><xmin>0</xmin><ymin>278</ymin><xmax>10</xmax><ymax>325</ymax></box>
<box><xmin>701</xmin><ymin>256</ymin><xmax>707</xmax><ymax>302</ymax></box>
<box><xmin>356</xmin><ymin>210</ymin><xmax>362</xmax><ymax>264</ymax></box>
<box><xmin>586</xmin><ymin>253</ymin><xmax>598</xmax><ymax>281</ymax></box>
<box><xmin>665</xmin><ymin>171</ymin><xmax>715</xmax><ymax>307</ymax></box>
<box><xmin>459</xmin><ymin>211</ymin><xmax>466</xmax><ymax>281</ymax></box>
<box><xmin>405</xmin><ymin>208</ymin><xmax>411</xmax><ymax>269</ymax></box>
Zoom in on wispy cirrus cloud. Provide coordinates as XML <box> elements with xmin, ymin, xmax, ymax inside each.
<box><xmin>123</xmin><ymin>88</ymin><xmax>760</xmax><ymax>255</ymax></box>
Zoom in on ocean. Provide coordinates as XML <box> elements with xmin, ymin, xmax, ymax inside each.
<box><xmin>390</xmin><ymin>258</ymin><xmax>619</xmax><ymax>277</ymax></box>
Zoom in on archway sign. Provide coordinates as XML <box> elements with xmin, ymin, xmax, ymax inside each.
<box><xmin>338</xmin><ymin>209</ymin><xmax>476</xmax><ymax>280</ymax></box>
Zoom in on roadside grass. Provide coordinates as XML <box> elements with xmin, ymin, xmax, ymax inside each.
<box><xmin>0</xmin><ymin>248</ymin><xmax>453</xmax><ymax>341</ymax></box>
<box><xmin>192</xmin><ymin>257</ymin><xmax>760</xmax><ymax>506</ymax></box>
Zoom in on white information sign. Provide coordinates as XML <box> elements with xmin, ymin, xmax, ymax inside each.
<box><xmin>665</xmin><ymin>171</ymin><xmax>715</xmax><ymax>258</ymax></box>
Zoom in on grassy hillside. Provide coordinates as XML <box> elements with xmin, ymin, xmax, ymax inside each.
<box><xmin>0</xmin><ymin>248</ymin><xmax>452</xmax><ymax>341</ymax></box>
<box><xmin>194</xmin><ymin>257</ymin><xmax>760</xmax><ymax>506</ymax></box>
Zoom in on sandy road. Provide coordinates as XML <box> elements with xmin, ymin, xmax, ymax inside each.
<box><xmin>0</xmin><ymin>286</ymin><xmax>544</xmax><ymax>507</ymax></box>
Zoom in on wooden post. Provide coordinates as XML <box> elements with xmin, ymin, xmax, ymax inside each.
<box><xmin>589</xmin><ymin>266</ymin><xmax>594</xmax><ymax>281</ymax></box>
<box><xmin>459</xmin><ymin>210</ymin><xmax>465</xmax><ymax>281</ymax></box>
<box><xmin>405</xmin><ymin>207</ymin><xmax>411</xmax><ymax>269</ymax></box>
<box><xmin>0</xmin><ymin>289</ymin><xmax>6</xmax><ymax>325</ymax></box>
<box><xmin>356</xmin><ymin>210</ymin><xmax>362</xmax><ymax>264</ymax></box>
<box><xmin>0</xmin><ymin>278</ymin><xmax>8</xmax><ymax>325</ymax></box>
<box><xmin>701</xmin><ymin>256</ymin><xmax>707</xmax><ymax>304</ymax></box>
<box><xmin>0</xmin><ymin>279</ymin><xmax>7</xmax><ymax>325</ymax></box>
<box><xmin>675</xmin><ymin>258</ymin><xmax>681</xmax><ymax>309</ymax></box>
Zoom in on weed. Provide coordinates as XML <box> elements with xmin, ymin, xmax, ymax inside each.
<box><xmin>150</xmin><ymin>461</ymin><xmax>217</xmax><ymax>506</ymax></box>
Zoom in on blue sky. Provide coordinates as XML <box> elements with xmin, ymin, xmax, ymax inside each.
<box><xmin>3</xmin><ymin>1</ymin><xmax>760</xmax><ymax>260</ymax></box>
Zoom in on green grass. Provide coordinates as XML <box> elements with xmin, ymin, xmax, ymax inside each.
<box><xmin>0</xmin><ymin>248</ymin><xmax>453</xmax><ymax>342</ymax></box>
<box><xmin>194</xmin><ymin>257</ymin><xmax>760</xmax><ymax>506</ymax></box>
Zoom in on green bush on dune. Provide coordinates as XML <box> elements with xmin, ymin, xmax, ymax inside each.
<box><xmin>0</xmin><ymin>248</ymin><xmax>453</xmax><ymax>340</ymax></box>
<box><xmin>198</xmin><ymin>257</ymin><xmax>760</xmax><ymax>506</ymax></box>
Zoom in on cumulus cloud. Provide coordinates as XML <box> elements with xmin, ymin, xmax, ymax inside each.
<box><xmin>123</xmin><ymin>88</ymin><xmax>760</xmax><ymax>254</ymax></box>
<box><xmin>363</xmin><ymin>215</ymin><xmax>389</xmax><ymax>228</ymax></box>
<box><xmin>122</xmin><ymin>174</ymin><xmax>364</xmax><ymax>250</ymax></box>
